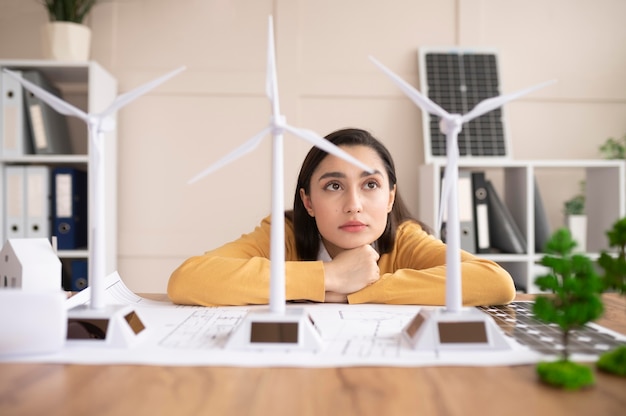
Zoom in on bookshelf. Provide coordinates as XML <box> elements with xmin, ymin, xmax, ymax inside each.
<box><xmin>419</xmin><ymin>160</ymin><xmax>626</xmax><ymax>293</ymax></box>
<box><xmin>0</xmin><ymin>60</ymin><xmax>118</xmax><ymax>286</ymax></box>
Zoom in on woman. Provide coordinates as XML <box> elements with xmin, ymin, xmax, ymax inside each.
<box><xmin>168</xmin><ymin>128</ymin><xmax>516</xmax><ymax>306</ymax></box>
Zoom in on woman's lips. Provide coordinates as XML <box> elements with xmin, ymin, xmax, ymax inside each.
<box><xmin>339</xmin><ymin>221</ymin><xmax>367</xmax><ymax>232</ymax></box>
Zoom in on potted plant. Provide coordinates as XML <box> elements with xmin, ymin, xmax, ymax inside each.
<box><xmin>563</xmin><ymin>180</ymin><xmax>586</xmax><ymax>252</ymax></box>
<box><xmin>40</xmin><ymin>0</ymin><xmax>98</xmax><ymax>61</ymax></box>
<box><xmin>533</xmin><ymin>228</ymin><xmax>604</xmax><ymax>389</ymax></box>
<box><xmin>596</xmin><ymin>217</ymin><xmax>626</xmax><ymax>376</ymax></box>
<box><xmin>599</xmin><ymin>133</ymin><xmax>626</xmax><ymax>160</ymax></box>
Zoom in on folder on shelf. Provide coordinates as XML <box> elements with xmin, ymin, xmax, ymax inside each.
<box><xmin>534</xmin><ymin>177</ymin><xmax>551</xmax><ymax>253</ymax></box>
<box><xmin>1</xmin><ymin>70</ymin><xmax>32</xmax><ymax>157</ymax></box>
<box><xmin>471</xmin><ymin>171</ymin><xmax>491</xmax><ymax>253</ymax></box>
<box><xmin>441</xmin><ymin>170</ymin><xmax>476</xmax><ymax>253</ymax></box>
<box><xmin>485</xmin><ymin>180</ymin><xmax>527</xmax><ymax>254</ymax></box>
<box><xmin>52</xmin><ymin>167</ymin><xmax>87</xmax><ymax>250</ymax></box>
<box><xmin>63</xmin><ymin>259</ymin><xmax>88</xmax><ymax>291</ymax></box>
<box><xmin>25</xmin><ymin>165</ymin><xmax>51</xmax><ymax>239</ymax></box>
<box><xmin>3</xmin><ymin>165</ymin><xmax>26</xmax><ymax>240</ymax></box>
<box><xmin>22</xmin><ymin>70</ymin><xmax>72</xmax><ymax>155</ymax></box>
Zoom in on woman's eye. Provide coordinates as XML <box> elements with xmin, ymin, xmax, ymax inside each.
<box><xmin>324</xmin><ymin>182</ymin><xmax>342</xmax><ymax>191</ymax></box>
<box><xmin>364</xmin><ymin>180</ymin><xmax>379</xmax><ymax>190</ymax></box>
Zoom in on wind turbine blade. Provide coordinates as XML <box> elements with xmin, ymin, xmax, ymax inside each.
<box><xmin>188</xmin><ymin>126</ymin><xmax>271</xmax><ymax>184</ymax></box>
<box><xmin>462</xmin><ymin>79</ymin><xmax>556</xmax><ymax>123</ymax></box>
<box><xmin>101</xmin><ymin>66</ymin><xmax>186</xmax><ymax>117</ymax></box>
<box><xmin>3</xmin><ymin>69</ymin><xmax>88</xmax><ymax>120</ymax></box>
<box><xmin>369</xmin><ymin>56</ymin><xmax>450</xmax><ymax>119</ymax></box>
<box><xmin>266</xmin><ymin>15</ymin><xmax>280</xmax><ymax>116</ymax></box>
<box><xmin>283</xmin><ymin>125</ymin><xmax>374</xmax><ymax>173</ymax></box>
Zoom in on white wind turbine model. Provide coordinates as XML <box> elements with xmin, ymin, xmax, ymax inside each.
<box><xmin>369</xmin><ymin>56</ymin><xmax>555</xmax><ymax>351</ymax></box>
<box><xmin>4</xmin><ymin>66</ymin><xmax>185</xmax><ymax>347</ymax></box>
<box><xmin>188</xmin><ymin>16</ymin><xmax>372</xmax><ymax>351</ymax></box>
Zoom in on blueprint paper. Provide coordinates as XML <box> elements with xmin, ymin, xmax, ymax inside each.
<box><xmin>2</xmin><ymin>272</ymin><xmax>623</xmax><ymax>367</ymax></box>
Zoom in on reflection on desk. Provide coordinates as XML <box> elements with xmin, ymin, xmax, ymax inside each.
<box><xmin>481</xmin><ymin>301</ymin><xmax>626</xmax><ymax>355</ymax></box>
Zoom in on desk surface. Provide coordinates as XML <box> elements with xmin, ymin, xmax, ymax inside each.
<box><xmin>1</xmin><ymin>294</ymin><xmax>625</xmax><ymax>416</ymax></box>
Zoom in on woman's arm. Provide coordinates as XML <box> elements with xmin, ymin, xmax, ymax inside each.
<box><xmin>167</xmin><ymin>216</ymin><xmax>326</xmax><ymax>306</ymax></box>
<box><xmin>347</xmin><ymin>221</ymin><xmax>516</xmax><ymax>306</ymax></box>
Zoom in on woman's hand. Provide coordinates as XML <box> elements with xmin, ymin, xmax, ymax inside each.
<box><xmin>323</xmin><ymin>245</ymin><xmax>380</xmax><ymax>296</ymax></box>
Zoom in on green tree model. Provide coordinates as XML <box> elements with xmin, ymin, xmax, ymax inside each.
<box><xmin>533</xmin><ymin>228</ymin><xmax>604</xmax><ymax>389</ymax></box>
<box><xmin>596</xmin><ymin>217</ymin><xmax>626</xmax><ymax>376</ymax></box>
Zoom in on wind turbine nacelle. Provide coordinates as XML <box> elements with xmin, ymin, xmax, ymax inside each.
<box><xmin>439</xmin><ymin>116</ymin><xmax>463</xmax><ymax>136</ymax></box>
<box><xmin>100</xmin><ymin>117</ymin><xmax>117</xmax><ymax>132</ymax></box>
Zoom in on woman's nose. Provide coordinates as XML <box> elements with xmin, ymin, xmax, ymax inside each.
<box><xmin>344</xmin><ymin>189</ymin><xmax>363</xmax><ymax>213</ymax></box>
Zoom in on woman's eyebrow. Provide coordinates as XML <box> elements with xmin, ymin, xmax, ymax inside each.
<box><xmin>318</xmin><ymin>171</ymin><xmax>345</xmax><ymax>181</ymax></box>
<box><xmin>317</xmin><ymin>170</ymin><xmax>382</xmax><ymax>182</ymax></box>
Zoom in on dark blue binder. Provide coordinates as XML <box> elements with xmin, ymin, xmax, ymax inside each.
<box><xmin>69</xmin><ymin>259</ymin><xmax>88</xmax><ymax>291</ymax></box>
<box><xmin>52</xmin><ymin>167</ymin><xmax>88</xmax><ymax>250</ymax></box>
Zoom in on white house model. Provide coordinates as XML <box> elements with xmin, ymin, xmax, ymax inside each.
<box><xmin>1</xmin><ymin>238</ymin><xmax>62</xmax><ymax>291</ymax></box>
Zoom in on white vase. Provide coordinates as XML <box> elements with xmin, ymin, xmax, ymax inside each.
<box><xmin>41</xmin><ymin>22</ymin><xmax>91</xmax><ymax>61</ymax></box>
<box><xmin>566</xmin><ymin>214</ymin><xmax>587</xmax><ymax>252</ymax></box>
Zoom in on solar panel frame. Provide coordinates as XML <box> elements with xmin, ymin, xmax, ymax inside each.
<box><xmin>418</xmin><ymin>47</ymin><xmax>513</xmax><ymax>164</ymax></box>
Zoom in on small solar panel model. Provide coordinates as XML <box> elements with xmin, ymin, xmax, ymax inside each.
<box><xmin>418</xmin><ymin>48</ymin><xmax>512</xmax><ymax>163</ymax></box>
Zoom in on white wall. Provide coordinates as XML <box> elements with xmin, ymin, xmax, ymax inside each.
<box><xmin>1</xmin><ymin>0</ymin><xmax>625</xmax><ymax>292</ymax></box>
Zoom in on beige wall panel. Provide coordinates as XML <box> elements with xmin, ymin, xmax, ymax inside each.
<box><xmin>110</xmin><ymin>0</ymin><xmax>272</xmax><ymax>70</ymax></box>
<box><xmin>0</xmin><ymin>1</ymin><xmax>46</xmax><ymax>59</ymax></box>
<box><xmin>507</xmin><ymin>102</ymin><xmax>626</xmax><ymax>160</ymax></box>
<box><xmin>459</xmin><ymin>0</ymin><xmax>626</xmax><ymax>100</ymax></box>
<box><xmin>296</xmin><ymin>0</ymin><xmax>456</xmax><ymax>72</ymax></box>
<box><xmin>117</xmin><ymin>94</ymin><xmax>274</xmax><ymax>258</ymax></box>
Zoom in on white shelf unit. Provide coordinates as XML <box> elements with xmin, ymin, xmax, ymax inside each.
<box><xmin>0</xmin><ymin>60</ymin><xmax>118</xmax><ymax>279</ymax></box>
<box><xmin>419</xmin><ymin>159</ymin><xmax>626</xmax><ymax>293</ymax></box>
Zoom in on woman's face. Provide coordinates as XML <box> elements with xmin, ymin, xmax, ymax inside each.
<box><xmin>300</xmin><ymin>145</ymin><xmax>396</xmax><ymax>258</ymax></box>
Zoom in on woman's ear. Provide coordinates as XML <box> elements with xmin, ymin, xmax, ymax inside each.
<box><xmin>388</xmin><ymin>184</ymin><xmax>397</xmax><ymax>213</ymax></box>
<box><xmin>299</xmin><ymin>188</ymin><xmax>315</xmax><ymax>217</ymax></box>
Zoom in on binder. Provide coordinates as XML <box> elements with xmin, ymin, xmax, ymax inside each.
<box><xmin>1</xmin><ymin>70</ymin><xmax>32</xmax><ymax>157</ymax></box>
<box><xmin>534</xmin><ymin>178</ymin><xmax>551</xmax><ymax>253</ymax></box>
<box><xmin>3</xmin><ymin>165</ymin><xmax>25</xmax><ymax>240</ymax></box>
<box><xmin>25</xmin><ymin>165</ymin><xmax>51</xmax><ymax>239</ymax></box>
<box><xmin>471</xmin><ymin>171</ymin><xmax>491</xmax><ymax>253</ymax></box>
<box><xmin>3</xmin><ymin>165</ymin><xmax>51</xmax><ymax>242</ymax></box>
<box><xmin>22</xmin><ymin>70</ymin><xmax>72</xmax><ymax>155</ymax></box>
<box><xmin>64</xmin><ymin>259</ymin><xmax>88</xmax><ymax>291</ymax></box>
<box><xmin>441</xmin><ymin>170</ymin><xmax>476</xmax><ymax>253</ymax></box>
<box><xmin>485</xmin><ymin>180</ymin><xmax>527</xmax><ymax>254</ymax></box>
<box><xmin>52</xmin><ymin>167</ymin><xmax>88</xmax><ymax>250</ymax></box>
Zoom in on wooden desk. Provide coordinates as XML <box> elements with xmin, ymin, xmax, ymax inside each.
<box><xmin>1</xmin><ymin>294</ymin><xmax>625</xmax><ymax>416</ymax></box>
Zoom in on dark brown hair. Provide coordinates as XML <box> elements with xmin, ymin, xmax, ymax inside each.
<box><xmin>286</xmin><ymin>128</ymin><xmax>430</xmax><ymax>260</ymax></box>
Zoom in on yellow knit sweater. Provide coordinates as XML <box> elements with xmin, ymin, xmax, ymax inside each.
<box><xmin>167</xmin><ymin>216</ymin><xmax>516</xmax><ymax>307</ymax></box>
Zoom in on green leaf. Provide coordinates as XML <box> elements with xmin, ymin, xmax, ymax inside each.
<box><xmin>536</xmin><ymin>360</ymin><xmax>595</xmax><ymax>390</ymax></box>
<box><xmin>40</xmin><ymin>0</ymin><xmax>97</xmax><ymax>23</ymax></box>
<box><xmin>598</xmin><ymin>217</ymin><xmax>626</xmax><ymax>294</ymax></box>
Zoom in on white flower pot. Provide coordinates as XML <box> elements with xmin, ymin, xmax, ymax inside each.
<box><xmin>41</xmin><ymin>22</ymin><xmax>91</xmax><ymax>61</ymax></box>
<box><xmin>566</xmin><ymin>214</ymin><xmax>587</xmax><ymax>252</ymax></box>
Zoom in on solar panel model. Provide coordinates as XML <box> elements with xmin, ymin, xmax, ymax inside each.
<box><xmin>418</xmin><ymin>48</ymin><xmax>512</xmax><ymax>163</ymax></box>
